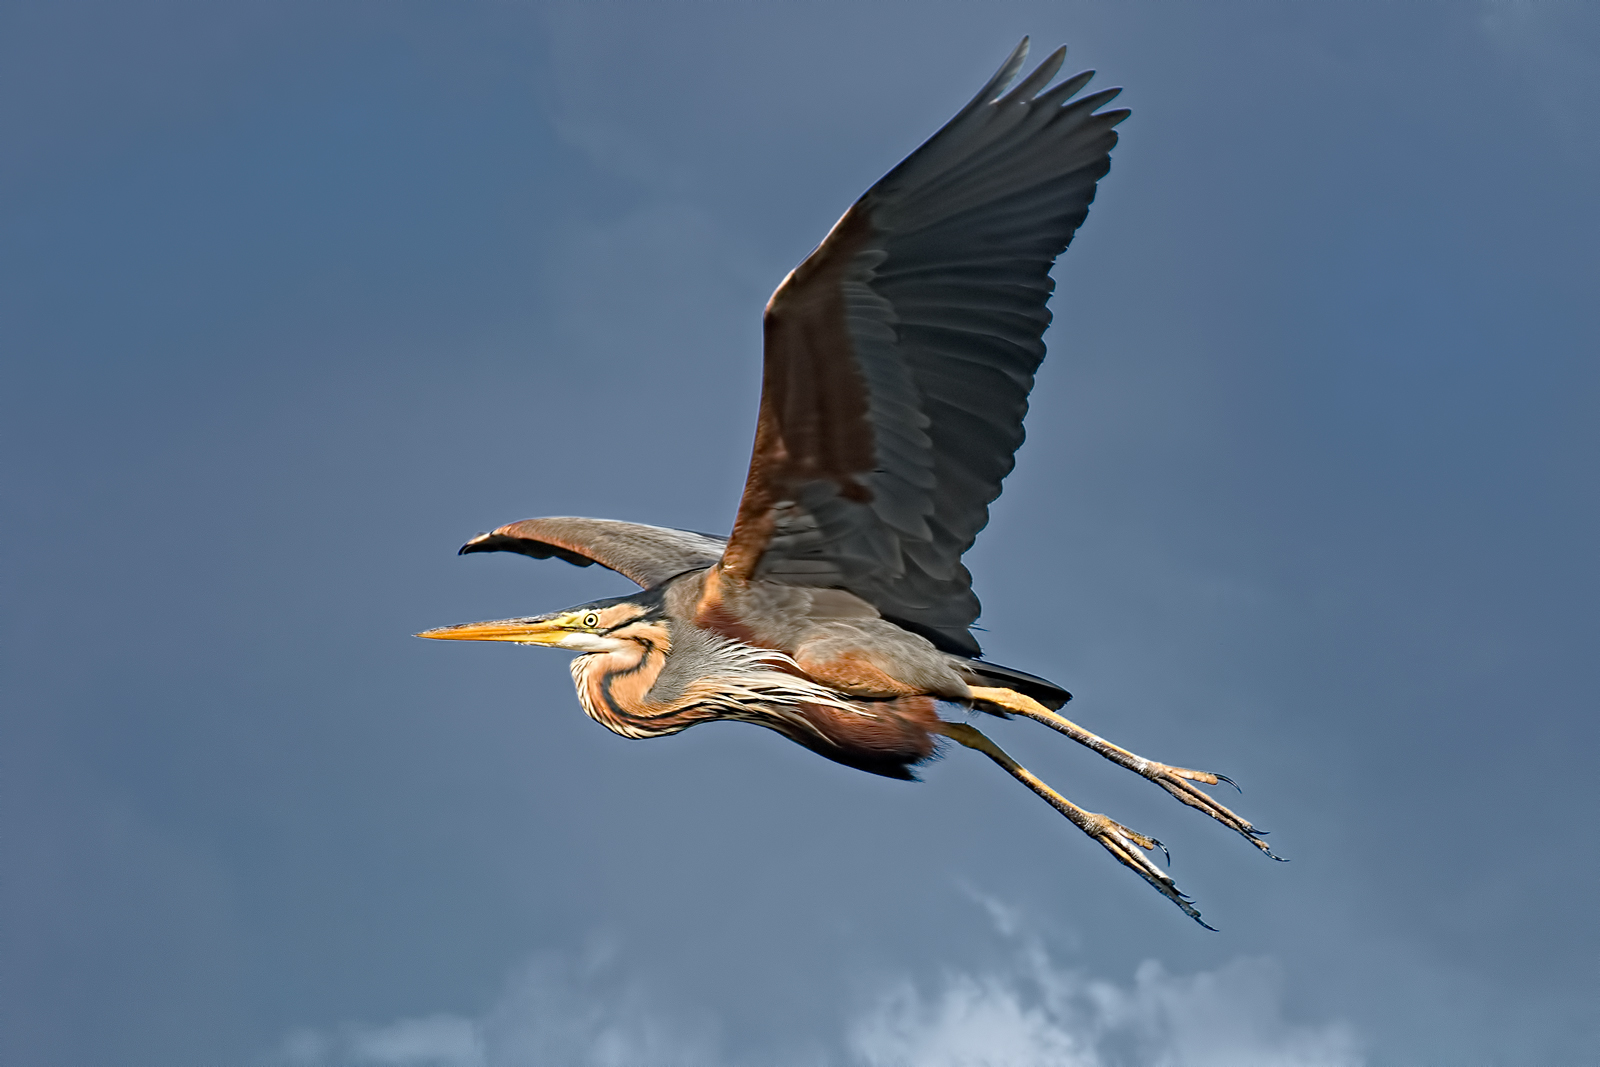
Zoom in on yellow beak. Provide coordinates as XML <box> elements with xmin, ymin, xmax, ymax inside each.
<box><xmin>415</xmin><ymin>617</ymin><xmax>572</xmax><ymax>645</ymax></box>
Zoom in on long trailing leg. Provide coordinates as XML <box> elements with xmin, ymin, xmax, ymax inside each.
<box><xmin>968</xmin><ymin>686</ymin><xmax>1281</xmax><ymax>861</ymax></box>
<box><xmin>936</xmin><ymin>720</ymin><xmax>1214</xmax><ymax>929</ymax></box>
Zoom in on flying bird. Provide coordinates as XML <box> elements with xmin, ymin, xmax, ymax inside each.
<box><xmin>420</xmin><ymin>39</ymin><xmax>1279</xmax><ymax>927</ymax></box>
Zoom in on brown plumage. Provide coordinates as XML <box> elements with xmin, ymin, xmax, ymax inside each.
<box><xmin>420</xmin><ymin>40</ymin><xmax>1281</xmax><ymax>927</ymax></box>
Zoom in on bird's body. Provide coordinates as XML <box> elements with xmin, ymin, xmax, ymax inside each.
<box><xmin>422</xmin><ymin>40</ymin><xmax>1280</xmax><ymax>926</ymax></box>
<box><xmin>564</xmin><ymin>579</ymin><xmax>950</xmax><ymax>778</ymax></box>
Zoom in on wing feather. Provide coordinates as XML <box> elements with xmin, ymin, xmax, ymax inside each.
<box><xmin>722</xmin><ymin>39</ymin><xmax>1128</xmax><ymax>654</ymax></box>
<box><xmin>460</xmin><ymin>517</ymin><xmax>725</xmax><ymax>589</ymax></box>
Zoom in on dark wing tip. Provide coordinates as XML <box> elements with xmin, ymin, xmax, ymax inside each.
<box><xmin>457</xmin><ymin>531</ymin><xmax>596</xmax><ymax>567</ymax></box>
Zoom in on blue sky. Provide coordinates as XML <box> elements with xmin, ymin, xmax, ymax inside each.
<box><xmin>4</xmin><ymin>3</ymin><xmax>1596</xmax><ymax>1065</ymax></box>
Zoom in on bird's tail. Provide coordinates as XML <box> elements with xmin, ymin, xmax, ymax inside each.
<box><xmin>961</xmin><ymin>659</ymin><xmax>1071</xmax><ymax>710</ymax></box>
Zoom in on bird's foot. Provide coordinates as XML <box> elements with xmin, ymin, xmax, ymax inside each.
<box><xmin>967</xmin><ymin>686</ymin><xmax>1281</xmax><ymax>860</ymax></box>
<box><xmin>1131</xmin><ymin>758</ymin><xmax>1281</xmax><ymax>860</ymax></box>
<box><xmin>938</xmin><ymin>720</ymin><xmax>1213</xmax><ymax>928</ymax></box>
<box><xmin>1077</xmin><ymin>810</ymin><xmax>1213</xmax><ymax>930</ymax></box>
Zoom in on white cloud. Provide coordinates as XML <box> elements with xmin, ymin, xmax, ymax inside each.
<box><xmin>348</xmin><ymin>1015</ymin><xmax>484</xmax><ymax>1067</ymax></box>
<box><xmin>265</xmin><ymin>909</ymin><xmax>1360</xmax><ymax>1067</ymax></box>
<box><xmin>262</xmin><ymin>943</ymin><xmax>716</xmax><ymax>1067</ymax></box>
<box><xmin>851</xmin><ymin>949</ymin><xmax>1362</xmax><ymax>1067</ymax></box>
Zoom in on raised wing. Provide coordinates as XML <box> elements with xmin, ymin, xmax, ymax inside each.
<box><xmin>461</xmin><ymin>517</ymin><xmax>726</xmax><ymax>589</ymax></box>
<box><xmin>721</xmin><ymin>39</ymin><xmax>1129</xmax><ymax>655</ymax></box>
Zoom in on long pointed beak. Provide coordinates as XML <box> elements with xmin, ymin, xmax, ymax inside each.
<box><xmin>415</xmin><ymin>617</ymin><xmax>569</xmax><ymax>645</ymax></box>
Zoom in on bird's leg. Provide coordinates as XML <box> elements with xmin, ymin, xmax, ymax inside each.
<box><xmin>967</xmin><ymin>686</ymin><xmax>1279</xmax><ymax>860</ymax></box>
<box><xmin>936</xmin><ymin>720</ymin><xmax>1213</xmax><ymax>929</ymax></box>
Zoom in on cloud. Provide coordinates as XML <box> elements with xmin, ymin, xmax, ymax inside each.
<box><xmin>850</xmin><ymin>950</ymin><xmax>1362</xmax><ymax>1067</ymax></box>
<box><xmin>264</xmin><ymin>941</ymin><xmax>717</xmax><ymax>1067</ymax></box>
<box><xmin>264</xmin><ymin>912</ymin><xmax>1361</xmax><ymax>1067</ymax></box>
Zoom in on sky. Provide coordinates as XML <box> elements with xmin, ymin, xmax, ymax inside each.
<box><xmin>2</xmin><ymin>2</ymin><xmax>1596</xmax><ymax>1065</ymax></box>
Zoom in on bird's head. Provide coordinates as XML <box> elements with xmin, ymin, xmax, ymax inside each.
<box><xmin>416</xmin><ymin>591</ymin><xmax>666</xmax><ymax>653</ymax></box>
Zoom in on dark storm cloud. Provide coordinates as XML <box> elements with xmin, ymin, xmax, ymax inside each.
<box><xmin>3</xmin><ymin>3</ymin><xmax>1595</xmax><ymax>1066</ymax></box>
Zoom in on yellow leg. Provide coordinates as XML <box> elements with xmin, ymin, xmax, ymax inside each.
<box><xmin>967</xmin><ymin>686</ymin><xmax>1281</xmax><ymax>860</ymax></box>
<box><xmin>936</xmin><ymin>720</ymin><xmax>1214</xmax><ymax>929</ymax></box>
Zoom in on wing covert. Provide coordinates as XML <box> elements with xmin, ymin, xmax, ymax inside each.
<box><xmin>722</xmin><ymin>39</ymin><xmax>1129</xmax><ymax>655</ymax></box>
<box><xmin>462</xmin><ymin>517</ymin><xmax>726</xmax><ymax>589</ymax></box>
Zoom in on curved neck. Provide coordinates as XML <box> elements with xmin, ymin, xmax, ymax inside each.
<box><xmin>570</xmin><ymin>624</ymin><xmax>701</xmax><ymax>738</ymax></box>
<box><xmin>570</xmin><ymin>624</ymin><xmax>869</xmax><ymax>747</ymax></box>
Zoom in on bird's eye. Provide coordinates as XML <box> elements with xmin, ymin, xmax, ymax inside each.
<box><xmin>582</xmin><ymin>612</ymin><xmax>600</xmax><ymax>629</ymax></box>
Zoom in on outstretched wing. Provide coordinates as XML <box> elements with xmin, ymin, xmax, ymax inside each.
<box><xmin>720</xmin><ymin>39</ymin><xmax>1129</xmax><ymax>655</ymax></box>
<box><xmin>461</xmin><ymin>517</ymin><xmax>726</xmax><ymax>589</ymax></box>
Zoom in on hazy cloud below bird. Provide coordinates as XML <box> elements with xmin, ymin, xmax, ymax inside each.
<box><xmin>265</xmin><ymin>905</ymin><xmax>1361</xmax><ymax>1067</ymax></box>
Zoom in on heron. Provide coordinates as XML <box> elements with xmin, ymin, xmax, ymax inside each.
<box><xmin>420</xmin><ymin>39</ymin><xmax>1279</xmax><ymax>927</ymax></box>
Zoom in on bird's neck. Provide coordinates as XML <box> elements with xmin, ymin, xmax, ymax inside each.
<box><xmin>569</xmin><ymin>625</ymin><xmax>690</xmax><ymax>738</ymax></box>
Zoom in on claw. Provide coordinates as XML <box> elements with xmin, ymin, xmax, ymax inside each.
<box><xmin>1254</xmin><ymin>838</ymin><xmax>1286</xmax><ymax>861</ymax></box>
<box><xmin>1215</xmin><ymin>773</ymin><xmax>1242</xmax><ymax>793</ymax></box>
<box><xmin>1089</xmin><ymin>816</ymin><xmax>1209</xmax><ymax>927</ymax></box>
